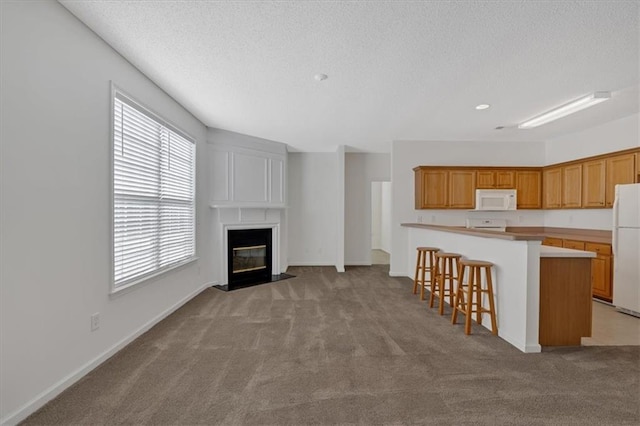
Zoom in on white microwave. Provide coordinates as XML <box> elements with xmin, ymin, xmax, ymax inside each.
<box><xmin>475</xmin><ymin>189</ymin><xmax>517</xmax><ymax>211</ymax></box>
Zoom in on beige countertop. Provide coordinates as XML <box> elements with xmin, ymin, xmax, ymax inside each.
<box><xmin>539</xmin><ymin>246</ymin><xmax>596</xmax><ymax>258</ymax></box>
<box><xmin>401</xmin><ymin>223</ymin><xmax>546</xmax><ymax>241</ymax></box>
<box><xmin>402</xmin><ymin>223</ymin><xmax>612</xmax><ymax>245</ymax></box>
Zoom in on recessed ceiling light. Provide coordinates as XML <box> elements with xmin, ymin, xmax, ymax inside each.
<box><xmin>475</xmin><ymin>104</ymin><xmax>490</xmax><ymax>110</ymax></box>
<box><xmin>314</xmin><ymin>74</ymin><xmax>328</xmax><ymax>81</ymax></box>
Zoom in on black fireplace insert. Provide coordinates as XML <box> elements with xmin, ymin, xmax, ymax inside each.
<box><xmin>227</xmin><ymin>228</ymin><xmax>272</xmax><ymax>290</ymax></box>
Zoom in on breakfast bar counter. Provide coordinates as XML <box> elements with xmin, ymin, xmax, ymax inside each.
<box><xmin>401</xmin><ymin>223</ymin><xmax>595</xmax><ymax>352</ymax></box>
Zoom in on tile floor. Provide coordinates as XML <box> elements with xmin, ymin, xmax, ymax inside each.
<box><xmin>582</xmin><ymin>300</ymin><xmax>640</xmax><ymax>346</ymax></box>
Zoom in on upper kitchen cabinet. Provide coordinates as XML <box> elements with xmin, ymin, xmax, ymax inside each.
<box><xmin>582</xmin><ymin>159</ymin><xmax>606</xmax><ymax>208</ymax></box>
<box><xmin>543</xmin><ymin>167</ymin><xmax>562</xmax><ymax>209</ymax></box>
<box><xmin>414</xmin><ymin>167</ymin><xmax>448</xmax><ymax>209</ymax></box>
<box><xmin>605</xmin><ymin>153</ymin><xmax>636</xmax><ymax>207</ymax></box>
<box><xmin>476</xmin><ymin>170</ymin><xmax>515</xmax><ymax>189</ymax></box>
<box><xmin>562</xmin><ymin>164</ymin><xmax>583</xmax><ymax>208</ymax></box>
<box><xmin>449</xmin><ymin>170</ymin><xmax>476</xmax><ymax>208</ymax></box>
<box><xmin>515</xmin><ymin>170</ymin><xmax>542</xmax><ymax>209</ymax></box>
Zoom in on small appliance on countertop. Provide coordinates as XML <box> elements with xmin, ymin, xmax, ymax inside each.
<box><xmin>465</xmin><ymin>218</ymin><xmax>507</xmax><ymax>232</ymax></box>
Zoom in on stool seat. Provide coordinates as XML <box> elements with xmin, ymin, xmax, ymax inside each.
<box><xmin>413</xmin><ymin>247</ymin><xmax>440</xmax><ymax>301</ymax></box>
<box><xmin>435</xmin><ymin>252</ymin><xmax>462</xmax><ymax>258</ymax></box>
<box><xmin>452</xmin><ymin>260</ymin><xmax>498</xmax><ymax>335</ymax></box>
<box><xmin>459</xmin><ymin>259</ymin><xmax>493</xmax><ymax>267</ymax></box>
<box><xmin>417</xmin><ymin>246</ymin><xmax>439</xmax><ymax>251</ymax></box>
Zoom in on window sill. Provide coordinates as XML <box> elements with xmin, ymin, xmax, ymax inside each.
<box><xmin>110</xmin><ymin>256</ymin><xmax>199</xmax><ymax>298</ymax></box>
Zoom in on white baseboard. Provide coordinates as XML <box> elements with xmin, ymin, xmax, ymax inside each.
<box><xmin>389</xmin><ymin>271</ymin><xmax>410</xmax><ymax>277</ymax></box>
<box><xmin>345</xmin><ymin>261</ymin><xmax>372</xmax><ymax>266</ymax></box>
<box><xmin>1</xmin><ymin>283</ymin><xmax>210</xmax><ymax>426</ymax></box>
<box><xmin>287</xmin><ymin>261</ymin><xmax>335</xmax><ymax>266</ymax></box>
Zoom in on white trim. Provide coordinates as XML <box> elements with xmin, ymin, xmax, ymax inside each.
<box><xmin>109</xmin><ymin>257</ymin><xmax>199</xmax><ymax>297</ymax></box>
<box><xmin>388</xmin><ymin>271</ymin><xmax>407</xmax><ymax>277</ymax></box>
<box><xmin>345</xmin><ymin>261</ymin><xmax>373</xmax><ymax>266</ymax></box>
<box><xmin>287</xmin><ymin>261</ymin><xmax>337</xmax><ymax>267</ymax></box>
<box><xmin>0</xmin><ymin>283</ymin><xmax>209</xmax><ymax>426</ymax></box>
<box><xmin>210</xmin><ymin>204</ymin><xmax>287</xmax><ymax>209</ymax></box>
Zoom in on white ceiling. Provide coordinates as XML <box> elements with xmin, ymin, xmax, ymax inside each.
<box><xmin>60</xmin><ymin>1</ymin><xmax>639</xmax><ymax>153</ymax></box>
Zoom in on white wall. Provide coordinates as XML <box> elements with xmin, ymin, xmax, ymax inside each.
<box><xmin>543</xmin><ymin>113</ymin><xmax>640</xmax><ymax>230</ymax></box>
<box><xmin>0</xmin><ymin>2</ymin><xmax>211</xmax><ymax>424</ymax></box>
<box><xmin>544</xmin><ymin>113</ymin><xmax>639</xmax><ymax>165</ymax></box>
<box><xmin>287</xmin><ymin>153</ymin><xmax>338</xmax><ymax>266</ymax></box>
<box><xmin>344</xmin><ymin>153</ymin><xmax>391</xmax><ymax>265</ymax></box>
<box><xmin>371</xmin><ymin>182</ymin><xmax>383</xmax><ymax>250</ymax></box>
<box><xmin>390</xmin><ymin>140</ymin><xmax>546</xmax><ymax>275</ymax></box>
<box><xmin>380</xmin><ymin>182</ymin><xmax>392</xmax><ymax>253</ymax></box>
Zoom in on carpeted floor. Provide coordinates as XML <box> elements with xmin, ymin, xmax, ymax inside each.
<box><xmin>23</xmin><ymin>266</ymin><xmax>640</xmax><ymax>425</ymax></box>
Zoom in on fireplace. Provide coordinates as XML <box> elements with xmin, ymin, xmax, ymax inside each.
<box><xmin>227</xmin><ymin>228</ymin><xmax>272</xmax><ymax>289</ymax></box>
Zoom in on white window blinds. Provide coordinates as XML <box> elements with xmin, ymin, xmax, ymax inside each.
<box><xmin>113</xmin><ymin>91</ymin><xmax>195</xmax><ymax>290</ymax></box>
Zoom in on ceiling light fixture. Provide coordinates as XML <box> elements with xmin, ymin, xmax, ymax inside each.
<box><xmin>518</xmin><ymin>91</ymin><xmax>610</xmax><ymax>129</ymax></box>
<box><xmin>314</xmin><ymin>73</ymin><xmax>328</xmax><ymax>81</ymax></box>
<box><xmin>475</xmin><ymin>104</ymin><xmax>490</xmax><ymax>110</ymax></box>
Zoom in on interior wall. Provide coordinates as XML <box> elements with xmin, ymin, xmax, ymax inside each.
<box><xmin>380</xmin><ymin>181</ymin><xmax>392</xmax><ymax>253</ymax></box>
<box><xmin>0</xmin><ymin>2</ymin><xmax>211</xmax><ymax>423</ymax></box>
<box><xmin>543</xmin><ymin>113</ymin><xmax>640</xmax><ymax>230</ymax></box>
<box><xmin>390</xmin><ymin>140</ymin><xmax>545</xmax><ymax>276</ymax></box>
<box><xmin>371</xmin><ymin>182</ymin><xmax>382</xmax><ymax>250</ymax></box>
<box><xmin>287</xmin><ymin>153</ymin><xmax>338</xmax><ymax>266</ymax></box>
<box><xmin>345</xmin><ymin>153</ymin><xmax>391</xmax><ymax>265</ymax></box>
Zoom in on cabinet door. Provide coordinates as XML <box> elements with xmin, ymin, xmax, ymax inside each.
<box><xmin>605</xmin><ymin>153</ymin><xmax>636</xmax><ymax>207</ymax></box>
<box><xmin>449</xmin><ymin>170</ymin><xmax>476</xmax><ymax>208</ymax></box>
<box><xmin>476</xmin><ymin>171</ymin><xmax>495</xmax><ymax>189</ymax></box>
<box><xmin>562</xmin><ymin>164</ymin><xmax>583</xmax><ymax>208</ymax></box>
<box><xmin>582</xmin><ymin>159</ymin><xmax>606</xmax><ymax>208</ymax></box>
<box><xmin>585</xmin><ymin>242</ymin><xmax>612</xmax><ymax>301</ymax></box>
<box><xmin>515</xmin><ymin>171</ymin><xmax>541</xmax><ymax>209</ymax></box>
<box><xmin>416</xmin><ymin>169</ymin><xmax>448</xmax><ymax>209</ymax></box>
<box><xmin>543</xmin><ymin>167</ymin><xmax>562</xmax><ymax>208</ymax></box>
<box><xmin>563</xmin><ymin>240</ymin><xmax>585</xmax><ymax>250</ymax></box>
<box><xmin>495</xmin><ymin>171</ymin><xmax>516</xmax><ymax>188</ymax></box>
<box><xmin>542</xmin><ymin>237</ymin><xmax>563</xmax><ymax>247</ymax></box>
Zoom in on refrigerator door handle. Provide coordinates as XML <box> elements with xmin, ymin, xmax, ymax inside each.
<box><xmin>612</xmin><ymin>195</ymin><xmax>619</xmax><ymax>257</ymax></box>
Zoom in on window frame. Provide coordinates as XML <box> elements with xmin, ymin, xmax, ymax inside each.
<box><xmin>109</xmin><ymin>83</ymin><xmax>197</xmax><ymax>295</ymax></box>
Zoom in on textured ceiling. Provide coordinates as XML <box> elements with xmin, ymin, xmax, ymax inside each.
<box><xmin>60</xmin><ymin>1</ymin><xmax>639</xmax><ymax>152</ymax></box>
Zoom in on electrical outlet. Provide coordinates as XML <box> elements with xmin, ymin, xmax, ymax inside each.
<box><xmin>91</xmin><ymin>313</ymin><xmax>100</xmax><ymax>331</ymax></box>
<box><xmin>417</xmin><ymin>215</ymin><xmax>423</xmax><ymax>223</ymax></box>
<box><xmin>518</xmin><ymin>215</ymin><xmax>524</xmax><ymax>223</ymax></box>
<box><xmin>431</xmin><ymin>215</ymin><xmax>436</xmax><ymax>223</ymax></box>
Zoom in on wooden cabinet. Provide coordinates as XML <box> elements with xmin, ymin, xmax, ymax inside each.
<box><xmin>476</xmin><ymin>170</ymin><xmax>515</xmax><ymax>189</ymax></box>
<box><xmin>563</xmin><ymin>239</ymin><xmax>585</xmax><ymax>250</ymax></box>
<box><xmin>582</xmin><ymin>159</ymin><xmax>606</xmax><ymax>208</ymax></box>
<box><xmin>415</xmin><ymin>168</ymin><xmax>447</xmax><ymax>209</ymax></box>
<box><xmin>553</xmin><ymin>238</ymin><xmax>613</xmax><ymax>302</ymax></box>
<box><xmin>448</xmin><ymin>170</ymin><xmax>476</xmax><ymax>208</ymax></box>
<box><xmin>585</xmin><ymin>242</ymin><xmax>613</xmax><ymax>301</ymax></box>
<box><xmin>605</xmin><ymin>153</ymin><xmax>636</xmax><ymax>207</ymax></box>
<box><xmin>543</xmin><ymin>167</ymin><xmax>562</xmax><ymax>208</ymax></box>
<box><xmin>515</xmin><ymin>171</ymin><xmax>542</xmax><ymax>209</ymax></box>
<box><xmin>562</xmin><ymin>164</ymin><xmax>582</xmax><ymax>208</ymax></box>
<box><xmin>542</xmin><ymin>237</ymin><xmax>563</xmax><ymax>247</ymax></box>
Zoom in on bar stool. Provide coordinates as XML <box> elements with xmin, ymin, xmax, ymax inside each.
<box><xmin>451</xmin><ymin>260</ymin><xmax>498</xmax><ymax>335</ymax></box>
<box><xmin>412</xmin><ymin>247</ymin><xmax>439</xmax><ymax>301</ymax></box>
<box><xmin>430</xmin><ymin>252</ymin><xmax>462</xmax><ymax>315</ymax></box>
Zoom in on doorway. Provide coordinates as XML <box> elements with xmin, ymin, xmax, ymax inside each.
<box><xmin>371</xmin><ymin>181</ymin><xmax>391</xmax><ymax>265</ymax></box>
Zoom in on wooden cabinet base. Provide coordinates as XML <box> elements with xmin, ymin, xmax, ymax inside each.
<box><xmin>539</xmin><ymin>258</ymin><xmax>592</xmax><ymax>346</ymax></box>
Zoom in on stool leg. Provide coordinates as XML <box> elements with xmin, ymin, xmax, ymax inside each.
<box><xmin>464</xmin><ymin>266</ymin><xmax>475</xmax><ymax>335</ymax></box>
<box><xmin>452</xmin><ymin>264</ymin><xmax>466</xmax><ymax>324</ymax></box>
<box><xmin>448</xmin><ymin>258</ymin><xmax>456</xmax><ymax>307</ymax></box>
<box><xmin>475</xmin><ymin>266</ymin><xmax>483</xmax><ymax>325</ymax></box>
<box><xmin>419</xmin><ymin>254</ymin><xmax>427</xmax><ymax>301</ymax></box>
<box><xmin>485</xmin><ymin>266</ymin><xmax>498</xmax><ymax>335</ymax></box>
<box><xmin>429</xmin><ymin>258</ymin><xmax>439</xmax><ymax>308</ymax></box>
<box><xmin>438</xmin><ymin>259</ymin><xmax>447</xmax><ymax>315</ymax></box>
<box><xmin>413</xmin><ymin>250</ymin><xmax>421</xmax><ymax>294</ymax></box>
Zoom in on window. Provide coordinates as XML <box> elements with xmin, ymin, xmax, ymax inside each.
<box><xmin>112</xmin><ymin>89</ymin><xmax>195</xmax><ymax>291</ymax></box>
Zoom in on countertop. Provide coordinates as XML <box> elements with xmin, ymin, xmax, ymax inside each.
<box><xmin>401</xmin><ymin>223</ymin><xmax>546</xmax><ymax>241</ymax></box>
<box><xmin>401</xmin><ymin>223</ymin><xmax>612</xmax><ymax>245</ymax></box>
<box><xmin>539</xmin><ymin>246</ymin><xmax>596</xmax><ymax>258</ymax></box>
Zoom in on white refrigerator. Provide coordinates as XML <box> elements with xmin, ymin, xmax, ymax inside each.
<box><xmin>612</xmin><ymin>183</ymin><xmax>640</xmax><ymax>317</ymax></box>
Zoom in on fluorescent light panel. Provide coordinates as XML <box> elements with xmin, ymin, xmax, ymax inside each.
<box><xmin>518</xmin><ymin>91</ymin><xmax>610</xmax><ymax>129</ymax></box>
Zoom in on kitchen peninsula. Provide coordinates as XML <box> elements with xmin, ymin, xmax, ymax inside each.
<box><xmin>401</xmin><ymin>223</ymin><xmax>596</xmax><ymax>353</ymax></box>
